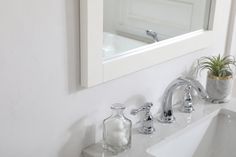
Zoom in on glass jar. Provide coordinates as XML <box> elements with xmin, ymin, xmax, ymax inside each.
<box><xmin>103</xmin><ymin>104</ymin><xmax>132</xmax><ymax>154</ymax></box>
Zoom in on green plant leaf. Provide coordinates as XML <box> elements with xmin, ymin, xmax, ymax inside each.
<box><xmin>198</xmin><ymin>54</ymin><xmax>236</xmax><ymax>77</ymax></box>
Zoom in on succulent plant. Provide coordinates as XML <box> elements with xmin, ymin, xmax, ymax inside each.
<box><xmin>198</xmin><ymin>54</ymin><xmax>236</xmax><ymax>78</ymax></box>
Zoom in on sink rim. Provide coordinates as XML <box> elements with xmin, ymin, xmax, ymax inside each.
<box><xmin>146</xmin><ymin>108</ymin><xmax>236</xmax><ymax>156</ymax></box>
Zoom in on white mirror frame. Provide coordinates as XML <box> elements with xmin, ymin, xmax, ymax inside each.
<box><xmin>80</xmin><ymin>0</ymin><xmax>223</xmax><ymax>87</ymax></box>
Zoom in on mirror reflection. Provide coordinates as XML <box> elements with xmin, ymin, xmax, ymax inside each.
<box><xmin>103</xmin><ymin>0</ymin><xmax>212</xmax><ymax>59</ymax></box>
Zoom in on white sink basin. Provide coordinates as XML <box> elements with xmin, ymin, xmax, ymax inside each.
<box><xmin>147</xmin><ymin>109</ymin><xmax>236</xmax><ymax>157</ymax></box>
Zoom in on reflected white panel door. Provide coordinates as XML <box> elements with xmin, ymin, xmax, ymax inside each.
<box><xmin>112</xmin><ymin>0</ymin><xmax>209</xmax><ymax>41</ymax></box>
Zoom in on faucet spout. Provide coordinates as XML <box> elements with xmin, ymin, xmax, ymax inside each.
<box><xmin>158</xmin><ymin>77</ymin><xmax>209</xmax><ymax>123</ymax></box>
<box><xmin>146</xmin><ymin>30</ymin><xmax>159</xmax><ymax>42</ymax></box>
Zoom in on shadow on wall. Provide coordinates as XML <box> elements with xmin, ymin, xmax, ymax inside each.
<box><xmin>57</xmin><ymin>95</ymin><xmax>150</xmax><ymax>157</ymax></box>
<box><xmin>58</xmin><ymin>116</ymin><xmax>96</xmax><ymax>157</ymax></box>
<box><xmin>124</xmin><ymin>95</ymin><xmax>147</xmax><ymax>122</ymax></box>
<box><xmin>65</xmin><ymin>0</ymin><xmax>84</xmax><ymax>93</ymax></box>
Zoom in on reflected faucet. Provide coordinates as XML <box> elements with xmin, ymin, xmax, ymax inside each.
<box><xmin>146</xmin><ymin>30</ymin><xmax>159</xmax><ymax>42</ymax></box>
<box><xmin>158</xmin><ymin>77</ymin><xmax>209</xmax><ymax>123</ymax></box>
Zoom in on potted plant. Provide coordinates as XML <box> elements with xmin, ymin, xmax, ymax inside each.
<box><xmin>198</xmin><ymin>54</ymin><xmax>236</xmax><ymax>103</ymax></box>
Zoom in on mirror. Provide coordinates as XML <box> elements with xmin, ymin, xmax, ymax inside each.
<box><xmin>103</xmin><ymin>0</ymin><xmax>212</xmax><ymax>59</ymax></box>
<box><xmin>80</xmin><ymin>0</ymin><xmax>225</xmax><ymax>87</ymax></box>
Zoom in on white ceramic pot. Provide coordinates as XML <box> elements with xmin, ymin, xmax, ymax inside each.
<box><xmin>206</xmin><ymin>73</ymin><xmax>234</xmax><ymax>103</ymax></box>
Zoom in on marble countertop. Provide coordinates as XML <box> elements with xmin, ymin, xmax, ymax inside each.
<box><xmin>82</xmin><ymin>99</ymin><xmax>236</xmax><ymax>157</ymax></box>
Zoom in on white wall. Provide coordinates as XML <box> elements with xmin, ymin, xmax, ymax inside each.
<box><xmin>0</xmin><ymin>0</ymin><xmax>233</xmax><ymax>157</ymax></box>
<box><xmin>227</xmin><ymin>0</ymin><xmax>236</xmax><ymax>55</ymax></box>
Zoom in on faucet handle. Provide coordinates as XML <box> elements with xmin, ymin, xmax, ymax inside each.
<box><xmin>180</xmin><ymin>85</ymin><xmax>194</xmax><ymax>113</ymax></box>
<box><xmin>131</xmin><ymin>102</ymin><xmax>155</xmax><ymax>134</ymax></box>
<box><xmin>130</xmin><ymin>102</ymin><xmax>153</xmax><ymax>115</ymax></box>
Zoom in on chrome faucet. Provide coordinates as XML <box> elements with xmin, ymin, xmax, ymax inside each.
<box><xmin>131</xmin><ymin>102</ymin><xmax>155</xmax><ymax>134</ymax></box>
<box><xmin>158</xmin><ymin>77</ymin><xmax>209</xmax><ymax>123</ymax></box>
<box><xmin>146</xmin><ymin>30</ymin><xmax>159</xmax><ymax>42</ymax></box>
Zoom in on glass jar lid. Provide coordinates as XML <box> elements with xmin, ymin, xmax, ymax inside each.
<box><xmin>111</xmin><ymin>103</ymin><xmax>125</xmax><ymax>110</ymax></box>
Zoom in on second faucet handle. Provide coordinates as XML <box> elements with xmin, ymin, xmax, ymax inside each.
<box><xmin>180</xmin><ymin>85</ymin><xmax>194</xmax><ymax>113</ymax></box>
<box><xmin>131</xmin><ymin>102</ymin><xmax>155</xmax><ymax>134</ymax></box>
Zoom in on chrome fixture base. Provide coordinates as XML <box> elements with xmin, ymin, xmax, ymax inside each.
<box><xmin>157</xmin><ymin>115</ymin><xmax>176</xmax><ymax>123</ymax></box>
<box><xmin>180</xmin><ymin>105</ymin><xmax>194</xmax><ymax>113</ymax></box>
<box><xmin>138</xmin><ymin>127</ymin><xmax>155</xmax><ymax>135</ymax></box>
<box><xmin>208</xmin><ymin>98</ymin><xmax>230</xmax><ymax>104</ymax></box>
